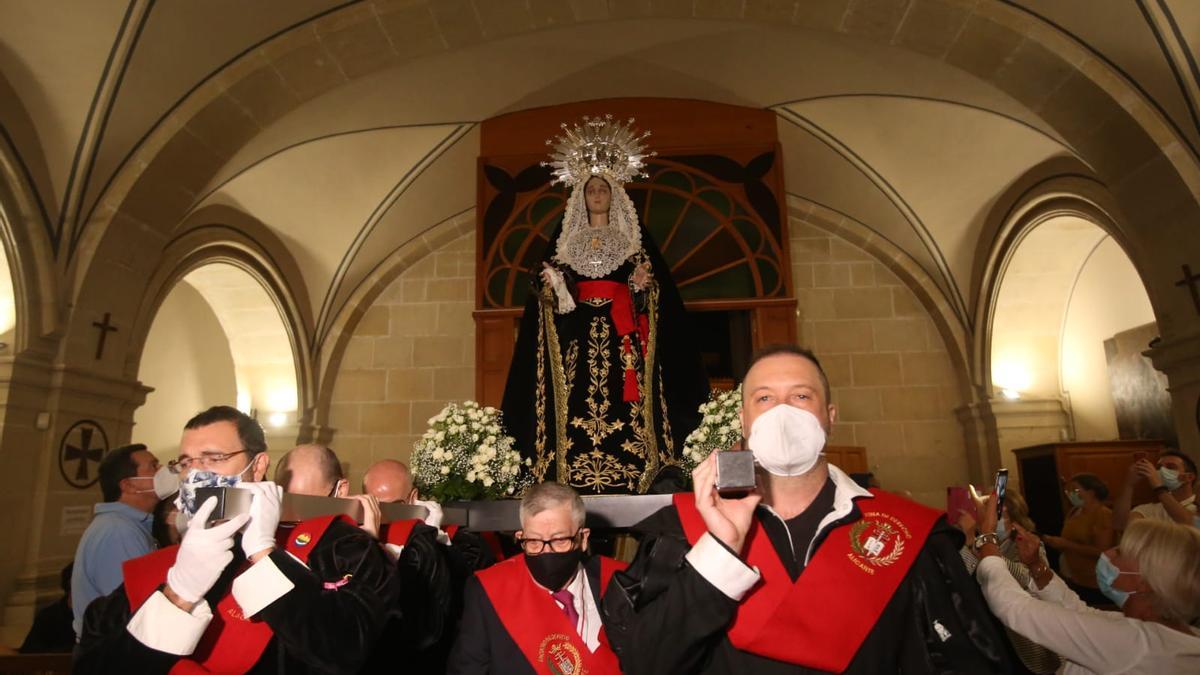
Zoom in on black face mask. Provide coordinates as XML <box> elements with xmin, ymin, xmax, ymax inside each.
<box><xmin>525</xmin><ymin>549</ymin><xmax>583</xmax><ymax>590</ymax></box>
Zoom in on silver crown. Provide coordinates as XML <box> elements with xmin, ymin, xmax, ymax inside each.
<box><xmin>542</xmin><ymin>114</ymin><xmax>655</xmax><ymax>186</ymax></box>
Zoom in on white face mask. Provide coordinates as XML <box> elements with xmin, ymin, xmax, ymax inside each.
<box><xmin>747</xmin><ymin>404</ymin><xmax>827</xmax><ymax>477</ymax></box>
<box><xmin>128</xmin><ymin>465</ymin><xmax>179</xmax><ymax>500</ymax></box>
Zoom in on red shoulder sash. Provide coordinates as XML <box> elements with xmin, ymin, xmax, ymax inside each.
<box><xmin>476</xmin><ymin>555</ymin><xmax>626</xmax><ymax>675</ymax></box>
<box><xmin>673</xmin><ymin>489</ymin><xmax>940</xmax><ymax>671</ymax></box>
<box><xmin>380</xmin><ymin>518</ymin><xmax>421</xmax><ymax>548</ymax></box>
<box><xmin>123</xmin><ymin>515</ymin><xmax>347</xmax><ymax>673</ymax></box>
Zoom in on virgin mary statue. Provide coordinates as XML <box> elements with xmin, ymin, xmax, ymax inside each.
<box><xmin>501</xmin><ymin>116</ymin><xmax>709</xmax><ymax>494</ymax></box>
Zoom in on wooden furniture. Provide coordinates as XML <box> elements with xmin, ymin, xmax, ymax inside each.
<box><xmin>1012</xmin><ymin>440</ymin><xmax>1165</xmax><ymax>539</ymax></box>
<box><xmin>825</xmin><ymin>445</ymin><xmax>869</xmax><ymax>475</ymax></box>
<box><xmin>0</xmin><ymin>653</ymin><xmax>73</xmax><ymax>674</ymax></box>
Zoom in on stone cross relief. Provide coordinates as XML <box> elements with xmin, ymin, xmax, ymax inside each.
<box><xmin>91</xmin><ymin>312</ymin><xmax>118</xmax><ymax>360</ymax></box>
<box><xmin>1177</xmin><ymin>264</ymin><xmax>1200</xmax><ymax>315</ymax></box>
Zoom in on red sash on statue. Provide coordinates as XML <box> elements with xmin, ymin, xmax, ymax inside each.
<box><xmin>673</xmin><ymin>490</ymin><xmax>940</xmax><ymax>671</ymax></box>
<box><xmin>576</xmin><ymin>280</ymin><xmax>649</xmax><ymax>403</ymax></box>
<box><xmin>477</xmin><ymin>555</ymin><xmax>626</xmax><ymax>674</ymax></box>
<box><xmin>123</xmin><ymin>515</ymin><xmax>349</xmax><ymax>674</ymax></box>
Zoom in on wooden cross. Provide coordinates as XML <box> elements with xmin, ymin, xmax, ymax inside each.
<box><xmin>1177</xmin><ymin>264</ymin><xmax>1200</xmax><ymax>315</ymax></box>
<box><xmin>91</xmin><ymin>312</ymin><xmax>118</xmax><ymax>360</ymax></box>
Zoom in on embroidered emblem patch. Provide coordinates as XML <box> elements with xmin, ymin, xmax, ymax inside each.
<box><xmin>293</xmin><ymin>532</ymin><xmax>312</xmax><ymax>547</ymax></box>
<box><xmin>847</xmin><ymin>511</ymin><xmax>912</xmax><ymax>574</ymax></box>
<box><xmin>538</xmin><ymin>633</ymin><xmax>583</xmax><ymax>675</ymax></box>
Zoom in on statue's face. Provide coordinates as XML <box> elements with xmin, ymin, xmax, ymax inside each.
<box><xmin>584</xmin><ymin>176</ymin><xmax>611</xmax><ymax>216</ymax></box>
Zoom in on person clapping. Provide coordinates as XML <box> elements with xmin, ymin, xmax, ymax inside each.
<box><xmin>974</xmin><ymin>491</ymin><xmax>1200</xmax><ymax>674</ymax></box>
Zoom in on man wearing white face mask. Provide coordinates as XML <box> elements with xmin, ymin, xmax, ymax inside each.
<box><xmin>605</xmin><ymin>345</ymin><xmax>1019</xmax><ymax>674</ymax></box>
<box><xmin>70</xmin><ymin>444</ymin><xmax>164</xmax><ymax>640</ymax></box>
<box><xmin>1115</xmin><ymin>449</ymin><xmax>1197</xmax><ymax>531</ymax></box>
<box><xmin>75</xmin><ymin>405</ymin><xmax>398</xmax><ymax>674</ymax></box>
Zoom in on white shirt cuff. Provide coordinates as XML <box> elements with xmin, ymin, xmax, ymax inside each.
<box><xmin>685</xmin><ymin>532</ymin><xmax>760</xmax><ymax>601</ymax></box>
<box><xmin>232</xmin><ymin>555</ymin><xmax>296</xmax><ymax>617</ymax></box>
<box><xmin>383</xmin><ymin>542</ymin><xmax>404</xmax><ymax>562</ymax></box>
<box><xmin>126</xmin><ymin>591</ymin><xmax>212</xmax><ymax>656</ymax></box>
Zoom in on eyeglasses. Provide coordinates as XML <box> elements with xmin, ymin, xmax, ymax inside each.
<box><xmin>168</xmin><ymin>450</ymin><xmax>249</xmax><ymax>474</ymax></box>
<box><xmin>516</xmin><ymin>531</ymin><xmax>582</xmax><ymax>555</ymax></box>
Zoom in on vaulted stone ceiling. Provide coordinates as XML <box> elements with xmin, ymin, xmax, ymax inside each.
<box><xmin>2</xmin><ymin>0</ymin><xmax>1198</xmax><ymax>357</ymax></box>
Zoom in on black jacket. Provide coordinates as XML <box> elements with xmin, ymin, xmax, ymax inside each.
<box><xmin>76</xmin><ymin>518</ymin><xmax>397</xmax><ymax>674</ymax></box>
<box><xmin>446</xmin><ymin>554</ymin><xmax>608</xmax><ymax>675</ymax></box>
<box><xmin>603</xmin><ymin>489</ymin><xmax>1022</xmax><ymax>674</ymax></box>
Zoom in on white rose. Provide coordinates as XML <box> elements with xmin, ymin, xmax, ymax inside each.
<box><xmin>467</xmin><ymin>471</ymin><xmax>476</xmax><ymax>482</ymax></box>
<box><xmin>440</xmin><ymin>466</ymin><xmax>450</xmax><ymax>475</ymax></box>
<box><xmin>484</xmin><ymin>406</ymin><xmax>496</xmax><ymax>415</ymax></box>
<box><xmin>483</xmin><ymin>477</ymin><xmax>494</xmax><ymax>487</ymax></box>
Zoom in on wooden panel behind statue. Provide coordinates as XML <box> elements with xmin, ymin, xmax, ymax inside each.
<box><xmin>501</xmin><ymin>117</ymin><xmax>709</xmax><ymax>494</ymax></box>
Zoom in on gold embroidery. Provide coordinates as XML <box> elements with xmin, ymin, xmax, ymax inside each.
<box><xmin>570</xmin><ymin>318</ymin><xmax>625</xmax><ymax>446</ymax></box>
<box><xmin>541</xmin><ymin>287</ymin><xmax>573</xmax><ymax>484</ymax></box>
<box><xmin>533</xmin><ymin>286</ymin><xmax>549</xmax><ymax>481</ymax></box>
<box><xmin>581</xmin><ymin>297</ymin><xmax>612</xmax><ymax>307</ymax></box>
<box><xmin>569</xmin><ymin>449</ymin><xmax>638</xmax><ymax>493</ymax></box>
<box><xmin>658</xmin><ymin>366</ymin><xmax>676</xmax><ymax>465</ymax></box>
<box><xmin>636</xmin><ymin>285</ymin><xmax>662</xmax><ymax>492</ymax></box>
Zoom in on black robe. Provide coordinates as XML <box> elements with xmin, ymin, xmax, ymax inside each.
<box><xmin>362</xmin><ymin>524</ymin><xmax>499</xmax><ymax>673</ymax></box>
<box><xmin>446</xmin><ymin>554</ymin><xmax>609</xmax><ymax>675</ymax></box>
<box><xmin>602</xmin><ymin>488</ymin><xmax>1023</xmax><ymax>674</ymax></box>
<box><xmin>75</xmin><ymin>519</ymin><xmax>397</xmax><ymax>674</ymax></box>
<box><xmin>501</xmin><ymin>222</ymin><xmax>709</xmax><ymax>494</ymax></box>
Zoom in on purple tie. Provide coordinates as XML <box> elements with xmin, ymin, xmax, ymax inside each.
<box><xmin>552</xmin><ymin>588</ymin><xmax>580</xmax><ymax>630</ymax></box>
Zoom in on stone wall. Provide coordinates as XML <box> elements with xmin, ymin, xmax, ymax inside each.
<box><xmin>790</xmin><ymin>217</ymin><xmax>969</xmax><ymax>506</ymax></box>
<box><xmin>325</xmin><ymin>231</ymin><xmax>475</xmax><ymax>490</ymax></box>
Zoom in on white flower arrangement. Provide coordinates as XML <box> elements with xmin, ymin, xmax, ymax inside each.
<box><xmin>681</xmin><ymin>385</ymin><xmax>744</xmax><ymax>470</ymax></box>
<box><xmin>410</xmin><ymin>400</ymin><xmax>532</xmax><ymax>501</ymax></box>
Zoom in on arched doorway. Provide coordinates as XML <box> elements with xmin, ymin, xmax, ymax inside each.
<box><xmin>134</xmin><ymin>263</ymin><xmax>299</xmax><ymax>462</ymax></box>
<box><xmin>989</xmin><ymin>216</ymin><xmax>1168</xmax><ymax>460</ymax></box>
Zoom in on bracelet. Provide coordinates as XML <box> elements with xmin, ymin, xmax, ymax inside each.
<box><xmin>973</xmin><ymin>532</ymin><xmax>999</xmax><ymax>551</ymax></box>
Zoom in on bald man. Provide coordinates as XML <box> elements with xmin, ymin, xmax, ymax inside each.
<box><xmin>362</xmin><ymin>459</ymin><xmax>418</xmax><ymax>505</ymax></box>
<box><xmin>275</xmin><ymin>444</ymin><xmax>348</xmax><ymax>498</ymax></box>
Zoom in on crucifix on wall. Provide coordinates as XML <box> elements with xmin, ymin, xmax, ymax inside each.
<box><xmin>1176</xmin><ymin>264</ymin><xmax>1200</xmax><ymax>314</ymax></box>
<box><xmin>91</xmin><ymin>312</ymin><xmax>118</xmax><ymax>360</ymax></box>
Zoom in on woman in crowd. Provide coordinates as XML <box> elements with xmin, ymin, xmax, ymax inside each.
<box><xmin>975</xmin><ymin>492</ymin><xmax>1200</xmax><ymax>673</ymax></box>
<box><xmin>957</xmin><ymin>489</ymin><xmax>1062</xmax><ymax>673</ymax></box>
<box><xmin>1043</xmin><ymin>473</ymin><xmax>1114</xmax><ymax>606</ymax></box>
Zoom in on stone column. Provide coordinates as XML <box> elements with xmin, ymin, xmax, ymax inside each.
<box><xmin>957</xmin><ymin>398</ymin><xmax>1070</xmax><ymax>490</ymax></box>
<box><xmin>1145</xmin><ymin>331</ymin><xmax>1200</xmax><ymax>457</ymax></box>
<box><xmin>0</xmin><ymin>356</ymin><xmax>149</xmax><ymax>646</ymax></box>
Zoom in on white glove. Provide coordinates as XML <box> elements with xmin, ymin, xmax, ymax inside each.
<box><xmin>166</xmin><ymin>496</ymin><xmax>249</xmax><ymax>604</ymax></box>
<box><xmin>414</xmin><ymin>498</ymin><xmax>443</xmax><ymax>529</ymax></box>
<box><xmin>238</xmin><ymin>482</ymin><xmax>282</xmax><ymax>559</ymax></box>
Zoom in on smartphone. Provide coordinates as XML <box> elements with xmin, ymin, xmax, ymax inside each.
<box><xmin>994</xmin><ymin>469</ymin><xmax>1008</xmax><ymax>521</ymax></box>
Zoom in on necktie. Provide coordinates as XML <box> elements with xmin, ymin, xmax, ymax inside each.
<box><xmin>552</xmin><ymin>588</ymin><xmax>580</xmax><ymax>631</ymax></box>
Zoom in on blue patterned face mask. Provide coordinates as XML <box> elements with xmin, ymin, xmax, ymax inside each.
<box><xmin>1095</xmin><ymin>553</ymin><xmax>1138</xmax><ymax>608</ymax></box>
<box><xmin>1066</xmin><ymin>490</ymin><xmax>1084</xmax><ymax>508</ymax></box>
<box><xmin>175</xmin><ymin>462</ymin><xmax>254</xmax><ymax>519</ymax></box>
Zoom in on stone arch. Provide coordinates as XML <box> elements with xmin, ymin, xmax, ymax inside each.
<box><xmin>0</xmin><ymin>130</ymin><xmax>58</xmax><ymax>354</ymax></box>
<box><xmin>68</xmin><ymin>0</ymin><xmax>1200</xmax><ymax>344</ymax></box>
<box><xmin>973</xmin><ymin>174</ymin><xmax>1145</xmax><ymax>398</ymax></box>
<box><xmin>126</xmin><ymin>207</ymin><xmax>315</xmax><ymax>439</ymax></box>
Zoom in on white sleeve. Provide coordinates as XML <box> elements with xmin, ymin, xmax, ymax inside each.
<box><xmin>231</xmin><ymin>555</ymin><xmax>295</xmax><ymax>617</ymax></box>
<box><xmin>977</xmin><ymin>556</ymin><xmax>1144</xmax><ymax>672</ymax></box>
<box><xmin>546</xmin><ymin>267</ymin><xmax>576</xmax><ymax>314</ymax></box>
<box><xmin>126</xmin><ymin>591</ymin><xmax>212</xmax><ymax>656</ymax></box>
<box><xmin>684</xmin><ymin>533</ymin><xmax>760</xmax><ymax>601</ymax></box>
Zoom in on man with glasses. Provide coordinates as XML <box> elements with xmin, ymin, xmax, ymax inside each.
<box><xmin>447</xmin><ymin>482</ymin><xmax>626</xmax><ymax>674</ymax></box>
<box><xmin>75</xmin><ymin>405</ymin><xmax>398</xmax><ymax>674</ymax></box>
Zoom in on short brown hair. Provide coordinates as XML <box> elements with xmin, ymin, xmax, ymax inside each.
<box><xmin>743</xmin><ymin>344</ymin><xmax>831</xmax><ymax>402</ymax></box>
